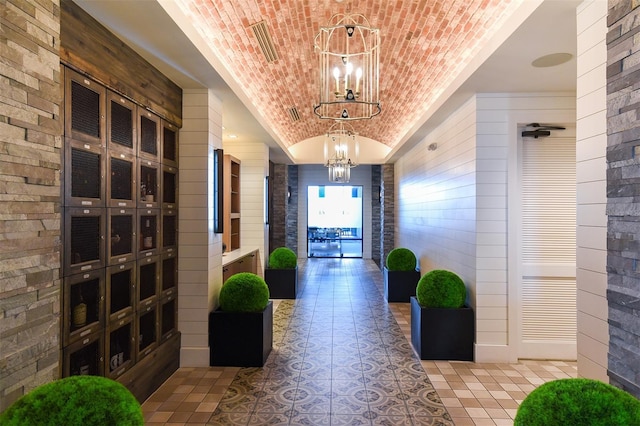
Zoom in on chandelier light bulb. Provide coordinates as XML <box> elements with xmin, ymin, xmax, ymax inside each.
<box><xmin>345</xmin><ymin>62</ymin><xmax>353</xmax><ymax>91</ymax></box>
<box><xmin>336</xmin><ymin>142</ymin><xmax>347</xmax><ymax>160</ymax></box>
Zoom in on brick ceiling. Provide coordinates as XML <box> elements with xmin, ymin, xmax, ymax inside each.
<box><xmin>176</xmin><ymin>0</ymin><xmax>523</xmax><ymax>149</ymax></box>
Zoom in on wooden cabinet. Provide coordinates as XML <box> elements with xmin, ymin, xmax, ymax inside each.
<box><xmin>162</xmin><ymin>165</ymin><xmax>178</xmax><ymax>209</ymax></box>
<box><xmin>107</xmin><ymin>315</ymin><xmax>135</xmax><ymax>379</ymax></box>
<box><xmin>106</xmin><ymin>262</ymin><xmax>135</xmax><ymax>323</ymax></box>
<box><xmin>63</xmin><ymin>207</ymin><xmax>105</xmax><ymax>276</ymax></box>
<box><xmin>106</xmin><ymin>91</ymin><xmax>136</xmax><ymax>155</ymax></box>
<box><xmin>108</xmin><ymin>208</ymin><xmax>136</xmax><ymax>265</ymax></box>
<box><xmin>63</xmin><ymin>138</ymin><xmax>105</xmax><ymax>208</ymax></box>
<box><xmin>64</xmin><ymin>68</ymin><xmax>106</xmax><ymax>145</ymax></box>
<box><xmin>223</xmin><ymin>155</ymin><xmax>241</xmax><ymax>252</ymax></box>
<box><xmin>63</xmin><ymin>269</ymin><xmax>105</xmax><ymax>347</ymax></box>
<box><xmin>138</xmin><ymin>110</ymin><xmax>161</xmax><ymax>162</ymax></box>
<box><xmin>223</xmin><ymin>249</ymin><xmax>258</xmax><ymax>282</ymax></box>
<box><xmin>108</xmin><ymin>151</ymin><xmax>136</xmax><ymax>208</ymax></box>
<box><xmin>61</xmin><ymin>65</ymin><xmax>180</xmax><ymax>401</ymax></box>
<box><xmin>63</xmin><ymin>330</ymin><xmax>104</xmax><ymax>377</ymax></box>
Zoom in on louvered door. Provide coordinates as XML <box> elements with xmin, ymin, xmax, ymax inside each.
<box><xmin>519</xmin><ymin>135</ymin><xmax>577</xmax><ymax>359</ymax></box>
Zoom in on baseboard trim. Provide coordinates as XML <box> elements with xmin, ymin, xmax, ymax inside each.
<box><xmin>474</xmin><ymin>344</ymin><xmax>515</xmax><ymax>363</ymax></box>
<box><xmin>180</xmin><ymin>346</ymin><xmax>210</xmax><ymax>367</ymax></box>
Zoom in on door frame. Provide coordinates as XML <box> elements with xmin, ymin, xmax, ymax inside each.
<box><xmin>507</xmin><ymin>110</ymin><xmax>576</xmax><ymax>362</ymax></box>
<box><xmin>306</xmin><ymin>185</ymin><xmax>364</xmax><ymax>258</ymax></box>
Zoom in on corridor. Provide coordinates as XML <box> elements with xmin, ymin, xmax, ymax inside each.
<box><xmin>142</xmin><ymin>258</ymin><xmax>576</xmax><ymax>425</ymax></box>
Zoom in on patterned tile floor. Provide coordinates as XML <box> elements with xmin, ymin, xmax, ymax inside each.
<box><xmin>142</xmin><ymin>258</ymin><xmax>577</xmax><ymax>425</ymax></box>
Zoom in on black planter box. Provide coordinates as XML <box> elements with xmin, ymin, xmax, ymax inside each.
<box><xmin>264</xmin><ymin>266</ymin><xmax>298</xmax><ymax>299</ymax></box>
<box><xmin>209</xmin><ymin>301</ymin><xmax>273</xmax><ymax>367</ymax></box>
<box><xmin>384</xmin><ymin>267</ymin><xmax>420</xmax><ymax>302</ymax></box>
<box><xmin>410</xmin><ymin>296</ymin><xmax>474</xmax><ymax>361</ymax></box>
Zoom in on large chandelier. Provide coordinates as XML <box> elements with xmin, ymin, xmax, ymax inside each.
<box><xmin>324</xmin><ymin>121</ymin><xmax>358</xmax><ymax>183</ymax></box>
<box><xmin>314</xmin><ymin>12</ymin><xmax>381</xmax><ymax>121</ymax></box>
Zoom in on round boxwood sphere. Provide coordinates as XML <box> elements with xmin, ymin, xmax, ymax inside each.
<box><xmin>416</xmin><ymin>269</ymin><xmax>466</xmax><ymax>308</ymax></box>
<box><xmin>514</xmin><ymin>378</ymin><xmax>640</xmax><ymax>426</ymax></box>
<box><xmin>386</xmin><ymin>248</ymin><xmax>417</xmax><ymax>271</ymax></box>
<box><xmin>220</xmin><ymin>272</ymin><xmax>270</xmax><ymax>312</ymax></box>
<box><xmin>0</xmin><ymin>375</ymin><xmax>143</xmax><ymax>426</ymax></box>
<box><xmin>268</xmin><ymin>247</ymin><xmax>297</xmax><ymax>269</ymax></box>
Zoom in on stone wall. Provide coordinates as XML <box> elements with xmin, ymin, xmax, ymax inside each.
<box><xmin>286</xmin><ymin>165</ymin><xmax>299</xmax><ymax>254</ymax></box>
<box><xmin>270</xmin><ymin>163</ymin><xmax>288</xmax><ymax>251</ymax></box>
<box><xmin>0</xmin><ymin>0</ymin><xmax>63</xmax><ymax>410</ymax></box>
<box><xmin>381</xmin><ymin>164</ymin><xmax>394</xmax><ymax>267</ymax></box>
<box><xmin>606</xmin><ymin>0</ymin><xmax>640</xmax><ymax>398</ymax></box>
<box><xmin>371</xmin><ymin>165</ymin><xmax>381</xmax><ymax>267</ymax></box>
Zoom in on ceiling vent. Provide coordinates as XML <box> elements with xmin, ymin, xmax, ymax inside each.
<box><xmin>250</xmin><ymin>21</ymin><xmax>279</xmax><ymax>63</ymax></box>
<box><xmin>288</xmin><ymin>107</ymin><xmax>300</xmax><ymax>122</ymax></box>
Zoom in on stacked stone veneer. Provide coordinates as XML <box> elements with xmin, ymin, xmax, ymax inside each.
<box><xmin>268</xmin><ymin>163</ymin><xmax>299</xmax><ymax>255</ymax></box>
<box><xmin>371</xmin><ymin>165</ymin><xmax>381</xmax><ymax>267</ymax></box>
<box><xmin>606</xmin><ymin>0</ymin><xmax>640</xmax><ymax>398</ymax></box>
<box><xmin>270</xmin><ymin>164</ymin><xmax>288</xmax><ymax>250</ymax></box>
<box><xmin>0</xmin><ymin>0</ymin><xmax>63</xmax><ymax>410</ymax></box>
<box><xmin>380</xmin><ymin>164</ymin><xmax>395</xmax><ymax>268</ymax></box>
<box><xmin>286</xmin><ymin>165</ymin><xmax>298</xmax><ymax>254</ymax></box>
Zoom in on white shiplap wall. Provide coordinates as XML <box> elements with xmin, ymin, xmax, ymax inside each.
<box><xmin>475</xmin><ymin>95</ymin><xmax>509</xmax><ymax>354</ymax></box>
<box><xmin>575</xmin><ymin>0</ymin><xmax>608</xmax><ymax>381</ymax></box>
<box><xmin>222</xmin><ymin>141</ymin><xmax>269</xmax><ymax>274</ymax></box>
<box><xmin>395</xmin><ymin>96</ymin><xmax>478</xmax><ymax>306</ymax></box>
<box><xmin>178</xmin><ymin>89</ymin><xmax>224</xmax><ymax>367</ymax></box>
<box><xmin>395</xmin><ymin>92</ymin><xmax>577</xmax><ymax>362</ymax></box>
<box><xmin>297</xmin><ymin>164</ymin><xmax>372</xmax><ymax>259</ymax></box>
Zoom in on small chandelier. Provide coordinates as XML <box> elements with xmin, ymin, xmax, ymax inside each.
<box><xmin>324</xmin><ymin>121</ymin><xmax>358</xmax><ymax>183</ymax></box>
<box><xmin>314</xmin><ymin>12</ymin><xmax>381</xmax><ymax>121</ymax></box>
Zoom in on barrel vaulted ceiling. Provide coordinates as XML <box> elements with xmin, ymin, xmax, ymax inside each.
<box><xmin>75</xmin><ymin>0</ymin><xmax>579</xmax><ymax>164</ymax></box>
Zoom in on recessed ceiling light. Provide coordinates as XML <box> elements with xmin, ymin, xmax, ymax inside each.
<box><xmin>228</xmin><ymin>134</ymin><xmax>237</xmax><ymax>139</ymax></box>
<box><xmin>531</xmin><ymin>53</ymin><xmax>573</xmax><ymax>68</ymax></box>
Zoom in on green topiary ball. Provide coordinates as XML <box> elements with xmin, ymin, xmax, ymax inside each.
<box><xmin>0</xmin><ymin>375</ymin><xmax>143</xmax><ymax>426</ymax></box>
<box><xmin>220</xmin><ymin>272</ymin><xmax>270</xmax><ymax>312</ymax></box>
<box><xmin>386</xmin><ymin>248</ymin><xmax>417</xmax><ymax>271</ymax></box>
<box><xmin>514</xmin><ymin>378</ymin><xmax>640</xmax><ymax>426</ymax></box>
<box><xmin>416</xmin><ymin>269</ymin><xmax>466</xmax><ymax>308</ymax></box>
<box><xmin>268</xmin><ymin>247</ymin><xmax>297</xmax><ymax>269</ymax></box>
